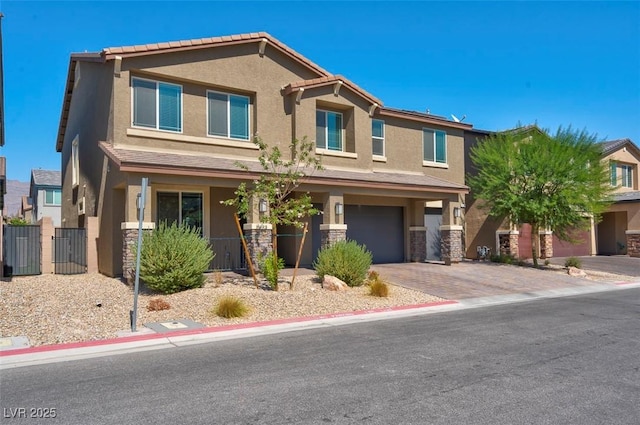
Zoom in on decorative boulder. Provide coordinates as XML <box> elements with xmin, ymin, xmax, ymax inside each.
<box><xmin>323</xmin><ymin>275</ymin><xmax>349</xmax><ymax>291</ymax></box>
<box><xmin>568</xmin><ymin>266</ymin><xmax>587</xmax><ymax>277</ymax></box>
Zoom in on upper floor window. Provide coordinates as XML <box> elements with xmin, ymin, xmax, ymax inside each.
<box><xmin>207</xmin><ymin>91</ymin><xmax>250</xmax><ymax>140</ymax></box>
<box><xmin>621</xmin><ymin>164</ymin><xmax>633</xmax><ymax>188</ymax></box>
<box><xmin>132</xmin><ymin>78</ymin><xmax>182</xmax><ymax>132</ymax></box>
<box><xmin>45</xmin><ymin>189</ymin><xmax>62</xmax><ymax>206</ymax></box>
<box><xmin>423</xmin><ymin>129</ymin><xmax>447</xmax><ymax>164</ymax></box>
<box><xmin>372</xmin><ymin>119</ymin><xmax>385</xmax><ymax>156</ymax></box>
<box><xmin>611</xmin><ymin>162</ymin><xmax>634</xmax><ymax>188</ymax></box>
<box><xmin>72</xmin><ymin>135</ymin><xmax>79</xmax><ymax>188</ymax></box>
<box><xmin>316</xmin><ymin>110</ymin><xmax>343</xmax><ymax>151</ymax></box>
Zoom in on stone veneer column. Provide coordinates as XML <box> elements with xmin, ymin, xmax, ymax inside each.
<box><xmin>626</xmin><ymin>230</ymin><xmax>640</xmax><ymax>257</ymax></box>
<box><xmin>121</xmin><ymin>222</ymin><xmax>155</xmax><ymax>283</ymax></box>
<box><xmin>319</xmin><ymin>224</ymin><xmax>347</xmax><ymax>249</ymax></box>
<box><xmin>440</xmin><ymin>225</ymin><xmax>463</xmax><ymax>265</ymax></box>
<box><xmin>497</xmin><ymin>230</ymin><xmax>519</xmax><ymax>258</ymax></box>
<box><xmin>243</xmin><ymin>223</ymin><xmax>273</xmax><ymax>270</ymax></box>
<box><xmin>539</xmin><ymin>231</ymin><xmax>553</xmax><ymax>259</ymax></box>
<box><xmin>409</xmin><ymin>226</ymin><xmax>427</xmax><ymax>262</ymax></box>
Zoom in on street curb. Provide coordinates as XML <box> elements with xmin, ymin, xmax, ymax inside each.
<box><xmin>0</xmin><ymin>300</ymin><xmax>458</xmax><ymax>365</ymax></box>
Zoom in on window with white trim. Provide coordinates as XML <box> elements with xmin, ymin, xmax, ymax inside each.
<box><xmin>45</xmin><ymin>189</ymin><xmax>62</xmax><ymax>206</ymax></box>
<box><xmin>316</xmin><ymin>109</ymin><xmax>343</xmax><ymax>151</ymax></box>
<box><xmin>207</xmin><ymin>91</ymin><xmax>250</xmax><ymax>140</ymax></box>
<box><xmin>72</xmin><ymin>136</ymin><xmax>79</xmax><ymax>188</ymax></box>
<box><xmin>423</xmin><ymin>129</ymin><xmax>447</xmax><ymax>164</ymax></box>
<box><xmin>157</xmin><ymin>191</ymin><xmax>203</xmax><ymax>233</ymax></box>
<box><xmin>621</xmin><ymin>164</ymin><xmax>633</xmax><ymax>188</ymax></box>
<box><xmin>132</xmin><ymin>78</ymin><xmax>182</xmax><ymax>132</ymax></box>
<box><xmin>372</xmin><ymin>119</ymin><xmax>385</xmax><ymax>156</ymax></box>
<box><xmin>610</xmin><ymin>162</ymin><xmax>617</xmax><ymax>186</ymax></box>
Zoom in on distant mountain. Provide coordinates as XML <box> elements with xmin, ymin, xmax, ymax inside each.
<box><xmin>4</xmin><ymin>180</ymin><xmax>29</xmax><ymax>216</ymax></box>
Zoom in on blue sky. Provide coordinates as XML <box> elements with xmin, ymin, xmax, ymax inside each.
<box><xmin>1</xmin><ymin>1</ymin><xmax>639</xmax><ymax>182</ymax></box>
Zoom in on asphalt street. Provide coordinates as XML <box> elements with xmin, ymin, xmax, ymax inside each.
<box><xmin>1</xmin><ymin>287</ymin><xmax>639</xmax><ymax>425</ymax></box>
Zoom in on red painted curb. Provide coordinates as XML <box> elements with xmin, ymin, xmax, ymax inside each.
<box><xmin>0</xmin><ymin>300</ymin><xmax>458</xmax><ymax>357</ymax></box>
<box><xmin>614</xmin><ymin>281</ymin><xmax>640</xmax><ymax>286</ymax></box>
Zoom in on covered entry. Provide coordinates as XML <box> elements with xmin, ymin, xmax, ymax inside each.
<box><xmin>345</xmin><ymin>205</ymin><xmax>404</xmax><ymax>263</ymax></box>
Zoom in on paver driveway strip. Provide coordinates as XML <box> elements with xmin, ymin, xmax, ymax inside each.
<box><xmin>548</xmin><ymin>256</ymin><xmax>640</xmax><ymax>277</ymax></box>
<box><xmin>370</xmin><ymin>262</ymin><xmax>615</xmax><ymax>300</ymax></box>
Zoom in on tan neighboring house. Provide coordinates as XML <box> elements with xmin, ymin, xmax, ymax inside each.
<box><xmin>56</xmin><ymin>32</ymin><xmax>471</xmax><ymax>278</ymax></box>
<box><xmin>598</xmin><ymin>138</ymin><xmax>640</xmax><ymax>256</ymax></box>
<box><xmin>464</xmin><ymin>128</ymin><xmax>640</xmax><ymax>259</ymax></box>
<box><xmin>19</xmin><ymin>195</ymin><xmax>32</xmax><ymax>222</ymax></box>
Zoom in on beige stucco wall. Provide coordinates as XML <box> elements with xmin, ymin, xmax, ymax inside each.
<box><xmin>603</xmin><ymin>148</ymin><xmax>640</xmax><ymax>192</ymax></box>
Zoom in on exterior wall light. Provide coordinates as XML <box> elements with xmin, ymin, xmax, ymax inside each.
<box><xmin>454</xmin><ymin>207</ymin><xmax>461</xmax><ymax>218</ymax></box>
<box><xmin>259</xmin><ymin>198</ymin><xmax>268</xmax><ymax>213</ymax></box>
<box><xmin>335</xmin><ymin>202</ymin><xmax>343</xmax><ymax>216</ymax></box>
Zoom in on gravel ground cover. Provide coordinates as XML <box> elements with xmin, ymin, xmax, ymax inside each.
<box><xmin>0</xmin><ymin>271</ymin><xmax>443</xmax><ymax>347</ymax></box>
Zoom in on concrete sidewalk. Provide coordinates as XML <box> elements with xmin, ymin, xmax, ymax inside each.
<box><xmin>2</xmin><ymin>279</ymin><xmax>638</xmax><ymax>370</ymax></box>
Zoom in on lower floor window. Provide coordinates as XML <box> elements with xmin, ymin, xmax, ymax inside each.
<box><xmin>157</xmin><ymin>191</ymin><xmax>203</xmax><ymax>232</ymax></box>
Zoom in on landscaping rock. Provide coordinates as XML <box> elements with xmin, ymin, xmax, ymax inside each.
<box><xmin>568</xmin><ymin>266</ymin><xmax>587</xmax><ymax>277</ymax></box>
<box><xmin>323</xmin><ymin>275</ymin><xmax>349</xmax><ymax>291</ymax></box>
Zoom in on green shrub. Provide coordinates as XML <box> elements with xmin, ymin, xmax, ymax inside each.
<box><xmin>135</xmin><ymin>221</ymin><xmax>214</xmax><ymax>294</ymax></box>
<box><xmin>214</xmin><ymin>296</ymin><xmax>249</xmax><ymax>318</ymax></box>
<box><xmin>564</xmin><ymin>256</ymin><xmax>582</xmax><ymax>269</ymax></box>
<box><xmin>258</xmin><ymin>252</ymin><xmax>285</xmax><ymax>290</ymax></box>
<box><xmin>313</xmin><ymin>240</ymin><xmax>372</xmax><ymax>287</ymax></box>
<box><xmin>368</xmin><ymin>279</ymin><xmax>389</xmax><ymax>297</ymax></box>
<box><xmin>7</xmin><ymin>217</ymin><xmax>28</xmax><ymax>226</ymax></box>
<box><xmin>490</xmin><ymin>253</ymin><xmax>514</xmax><ymax>264</ymax></box>
<box><xmin>544</xmin><ymin>259</ymin><xmax>551</xmax><ymax>266</ymax></box>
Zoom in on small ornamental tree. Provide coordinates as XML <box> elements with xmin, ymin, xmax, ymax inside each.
<box><xmin>468</xmin><ymin>125</ymin><xmax>613</xmax><ymax>267</ymax></box>
<box><xmin>224</xmin><ymin>136</ymin><xmax>323</xmax><ymax>289</ymax></box>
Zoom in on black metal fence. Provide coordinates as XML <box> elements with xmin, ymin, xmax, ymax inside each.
<box><xmin>3</xmin><ymin>225</ymin><xmax>41</xmax><ymax>276</ymax></box>
<box><xmin>54</xmin><ymin>228</ymin><xmax>87</xmax><ymax>275</ymax></box>
<box><xmin>208</xmin><ymin>237</ymin><xmax>246</xmax><ymax>271</ymax></box>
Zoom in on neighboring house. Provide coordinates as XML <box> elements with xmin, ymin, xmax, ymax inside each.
<box><xmin>55</xmin><ymin>32</ymin><xmax>471</xmax><ymax>278</ymax></box>
<box><xmin>598</xmin><ymin>139</ymin><xmax>640</xmax><ymax>256</ymax></box>
<box><xmin>29</xmin><ymin>169</ymin><xmax>62</xmax><ymax>227</ymax></box>
<box><xmin>464</xmin><ymin>127</ymin><xmax>640</xmax><ymax>259</ymax></box>
<box><xmin>19</xmin><ymin>195</ymin><xmax>32</xmax><ymax>222</ymax></box>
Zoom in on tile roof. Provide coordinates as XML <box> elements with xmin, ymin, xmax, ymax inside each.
<box><xmin>284</xmin><ymin>75</ymin><xmax>383</xmax><ymax>106</ymax></box>
<box><xmin>612</xmin><ymin>191</ymin><xmax>640</xmax><ymax>203</ymax></box>
<box><xmin>600</xmin><ymin>138</ymin><xmax>638</xmax><ymax>155</ymax></box>
<box><xmin>99</xmin><ymin>143</ymin><xmax>468</xmax><ymax>194</ymax></box>
<box><xmin>31</xmin><ymin>169</ymin><xmax>61</xmax><ymax>187</ymax></box>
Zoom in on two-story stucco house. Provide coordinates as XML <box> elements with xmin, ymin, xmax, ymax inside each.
<box><xmin>464</xmin><ymin>126</ymin><xmax>640</xmax><ymax>259</ymax></box>
<box><xmin>29</xmin><ymin>169</ymin><xmax>62</xmax><ymax>227</ymax></box>
<box><xmin>56</xmin><ymin>32</ymin><xmax>471</xmax><ymax>278</ymax></box>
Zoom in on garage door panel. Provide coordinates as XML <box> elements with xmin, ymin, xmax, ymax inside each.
<box><xmin>345</xmin><ymin>205</ymin><xmax>404</xmax><ymax>264</ymax></box>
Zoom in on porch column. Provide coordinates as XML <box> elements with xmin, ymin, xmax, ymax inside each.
<box><xmin>539</xmin><ymin>230</ymin><xmax>553</xmax><ymax>259</ymax></box>
<box><xmin>243</xmin><ymin>195</ymin><xmax>273</xmax><ymax>269</ymax></box>
<box><xmin>626</xmin><ymin>230</ymin><xmax>640</xmax><ymax>257</ymax></box>
<box><xmin>121</xmin><ymin>179</ymin><xmax>154</xmax><ymax>282</ymax></box>
<box><xmin>319</xmin><ymin>192</ymin><xmax>346</xmax><ymax>248</ymax></box>
<box><xmin>409</xmin><ymin>200</ymin><xmax>427</xmax><ymax>262</ymax></box>
<box><xmin>496</xmin><ymin>228</ymin><xmax>519</xmax><ymax>258</ymax></box>
<box><xmin>440</xmin><ymin>199</ymin><xmax>463</xmax><ymax>265</ymax></box>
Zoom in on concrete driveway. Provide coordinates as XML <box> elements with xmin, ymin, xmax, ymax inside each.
<box><xmin>547</xmin><ymin>256</ymin><xmax>640</xmax><ymax>277</ymax></box>
<box><xmin>370</xmin><ymin>261</ymin><xmax>625</xmax><ymax>300</ymax></box>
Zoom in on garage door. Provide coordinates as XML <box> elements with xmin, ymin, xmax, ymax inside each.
<box><xmin>345</xmin><ymin>205</ymin><xmax>404</xmax><ymax>263</ymax></box>
<box><xmin>553</xmin><ymin>230</ymin><xmax>591</xmax><ymax>257</ymax></box>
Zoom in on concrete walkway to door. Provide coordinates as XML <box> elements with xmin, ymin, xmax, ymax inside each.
<box><xmin>370</xmin><ymin>261</ymin><xmax>634</xmax><ymax>300</ymax></box>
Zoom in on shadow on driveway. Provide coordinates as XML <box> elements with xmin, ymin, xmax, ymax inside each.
<box><xmin>546</xmin><ymin>256</ymin><xmax>640</xmax><ymax>277</ymax></box>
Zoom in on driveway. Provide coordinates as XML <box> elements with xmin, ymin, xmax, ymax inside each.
<box><xmin>370</xmin><ymin>261</ymin><xmax>623</xmax><ymax>300</ymax></box>
<box><xmin>547</xmin><ymin>255</ymin><xmax>640</xmax><ymax>277</ymax></box>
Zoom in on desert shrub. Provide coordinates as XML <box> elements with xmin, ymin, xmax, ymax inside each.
<box><xmin>7</xmin><ymin>217</ymin><xmax>28</xmax><ymax>226</ymax></box>
<box><xmin>258</xmin><ymin>252</ymin><xmax>285</xmax><ymax>290</ymax></box>
<box><xmin>367</xmin><ymin>270</ymin><xmax>380</xmax><ymax>281</ymax></box>
<box><xmin>564</xmin><ymin>256</ymin><xmax>582</xmax><ymax>269</ymax></box>
<box><xmin>544</xmin><ymin>259</ymin><xmax>551</xmax><ymax>266</ymax></box>
<box><xmin>147</xmin><ymin>298</ymin><xmax>171</xmax><ymax>312</ymax></box>
<box><xmin>215</xmin><ymin>296</ymin><xmax>249</xmax><ymax>318</ymax></box>
<box><xmin>212</xmin><ymin>270</ymin><xmax>224</xmax><ymax>287</ymax></box>
<box><xmin>135</xmin><ymin>221</ymin><xmax>214</xmax><ymax>294</ymax></box>
<box><xmin>368</xmin><ymin>279</ymin><xmax>389</xmax><ymax>297</ymax></box>
<box><xmin>313</xmin><ymin>240</ymin><xmax>372</xmax><ymax>287</ymax></box>
<box><xmin>490</xmin><ymin>253</ymin><xmax>514</xmax><ymax>264</ymax></box>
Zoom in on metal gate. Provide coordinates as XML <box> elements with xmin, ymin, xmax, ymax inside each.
<box><xmin>208</xmin><ymin>237</ymin><xmax>246</xmax><ymax>271</ymax></box>
<box><xmin>3</xmin><ymin>225</ymin><xmax>41</xmax><ymax>276</ymax></box>
<box><xmin>54</xmin><ymin>228</ymin><xmax>87</xmax><ymax>274</ymax></box>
